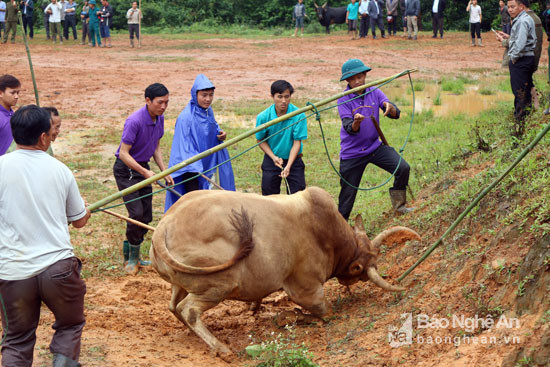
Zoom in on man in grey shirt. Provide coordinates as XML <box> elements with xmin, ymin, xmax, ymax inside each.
<box><xmin>496</xmin><ymin>0</ymin><xmax>536</xmax><ymax>138</ymax></box>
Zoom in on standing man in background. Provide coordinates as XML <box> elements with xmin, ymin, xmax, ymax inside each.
<box><xmin>431</xmin><ymin>0</ymin><xmax>445</xmax><ymax>38</ymax></box>
<box><xmin>358</xmin><ymin>0</ymin><xmax>369</xmax><ymax>38</ymax></box>
<box><xmin>59</xmin><ymin>0</ymin><xmax>66</xmax><ymax>38</ymax></box>
<box><xmin>405</xmin><ymin>0</ymin><xmax>419</xmax><ymax>40</ymax></box>
<box><xmin>500</xmin><ymin>0</ymin><xmax>511</xmax><ymax>34</ymax></box>
<box><xmin>467</xmin><ymin>0</ymin><xmax>482</xmax><ymax>46</ymax></box>
<box><xmin>126</xmin><ymin>0</ymin><xmax>141</xmax><ymax>47</ymax></box>
<box><xmin>99</xmin><ymin>0</ymin><xmax>112</xmax><ymax>47</ymax></box>
<box><xmin>495</xmin><ymin>0</ymin><xmax>536</xmax><ymax>138</ymax></box>
<box><xmin>2</xmin><ymin>0</ymin><xmax>18</xmax><ymax>44</ymax></box>
<box><xmin>63</xmin><ymin>0</ymin><xmax>77</xmax><ymax>40</ymax></box>
<box><xmin>45</xmin><ymin>0</ymin><xmax>63</xmax><ymax>44</ymax></box>
<box><xmin>41</xmin><ymin>0</ymin><xmax>50</xmax><ymax>39</ymax></box>
<box><xmin>386</xmin><ymin>0</ymin><xmax>398</xmax><ymax>36</ymax></box>
<box><xmin>20</xmin><ymin>0</ymin><xmax>33</xmax><ymax>38</ymax></box>
<box><xmin>87</xmin><ymin>0</ymin><xmax>101</xmax><ymax>47</ymax></box>
<box><xmin>367</xmin><ymin>0</ymin><xmax>386</xmax><ymax>39</ymax></box>
<box><xmin>0</xmin><ymin>0</ymin><xmax>6</xmax><ymax>40</ymax></box>
<box><xmin>292</xmin><ymin>0</ymin><xmax>305</xmax><ymax>37</ymax></box>
<box><xmin>80</xmin><ymin>0</ymin><xmax>89</xmax><ymax>44</ymax></box>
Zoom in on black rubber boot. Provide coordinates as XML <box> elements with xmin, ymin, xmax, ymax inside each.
<box><xmin>52</xmin><ymin>353</ymin><xmax>81</xmax><ymax>367</ymax></box>
<box><xmin>389</xmin><ymin>189</ymin><xmax>415</xmax><ymax>214</ymax></box>
<box><xmin>125</xmin><ymin>243</ymin><xmax>140</xmax><ymax>274</ymax></box>
<box><xmin>123</xmin><ymin>240</ymin><xmax>129</xmax><ymax>264</ymax></box>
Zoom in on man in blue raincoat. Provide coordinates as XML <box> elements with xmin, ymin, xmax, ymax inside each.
<box><xmin>165</xmin><ymin>74</ymin><xmax>235</xmax><ymax>211</ymax></box>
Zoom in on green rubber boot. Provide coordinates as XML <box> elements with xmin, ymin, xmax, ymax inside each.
<box><xmin>124</xmin><ymin>243</ymin><xmax>140</xmax><ymax>274</ymax></box>
<box><xmin>123</xmin><ymin>240</ymin><xmax>129</xmax><ymax>264</ymax></box>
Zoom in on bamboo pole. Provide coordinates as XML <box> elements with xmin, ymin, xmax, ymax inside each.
<box><xmin>18</xmin><ymin>12</ymin><xmax>40</xmax><ymax>106</ymax></box>
<box><xmin>103</xmin><ymin>209</ymin><xmax>155</xmax><ymax>231</ymax></box>
<box><xmin>88</xmin><ymin>68</ymin><xmax>417</xmax><ymax>212</ymax></box>
<box><xmin>138</xmin><ymin>0</ymin><xmax>141</xmax><ymax>48</ymax></box>
<box><xmin>397</xmin><ymin>121</ymin><xmax>550</xmax><ymax>282</ymax></box>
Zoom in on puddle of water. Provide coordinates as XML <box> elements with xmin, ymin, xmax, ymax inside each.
<box><xmin>385</xmin><ymin>82</ymin><xmax>513</xmax><ymax>117</ymax></box>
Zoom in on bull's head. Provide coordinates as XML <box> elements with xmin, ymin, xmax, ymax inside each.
<box><xmin>337</xmin><ymin>215</ymin><xmax>420</xmax><ymax>291</ymax></box>
<box><xmin>313</xmin><ymin>2</ymin><xmax>328</xmax><ymax>21</ymax></box>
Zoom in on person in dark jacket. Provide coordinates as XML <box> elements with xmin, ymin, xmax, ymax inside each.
<box><xmin>500</xmin><ymin>0</ymin><xmax>512</xmax><ymax>34</ymax></box>
<box><xmin>405</xmin><ymin>0</ymin><xmax>419</xmax><ymax>39</ymax></box>
<box><xmin>20</xmin><ymin>0</ymin><xmax>33</xmax><ymax>38</ymax></box>
<box><xmin>431</xmin><ymin>0</ymin><xmax>446</xmax><ymax>38</ymax></box>
<box><xmin>386</xmin><ymin>0</ymin><xmax>398</xmax><ymax>36</ymax></box>
<box><xmin>367</xmin><ymin>0</ymin><xmax>386</xmax><ymax>39</ymax></box>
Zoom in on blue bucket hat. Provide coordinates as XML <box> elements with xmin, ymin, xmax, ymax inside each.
<box><xmin>340</xmin><ymin>59</ymin><xmax>372</xmax><ymax>81</ymax></box>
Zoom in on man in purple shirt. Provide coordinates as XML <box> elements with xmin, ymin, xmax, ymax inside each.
<box><xmin>337</xmin><ymin>59</ymin><xmax>413</xmax><ymax>219</ymax></box>
<box><xmin>0</xmin><ymin>74</ymin><xmax>20</xmax><ymax>155</ymax></box>
<box><xmin>113</xmin><ymin>83</ymin><xmax>174</xmax><ymax>274</ymax></box>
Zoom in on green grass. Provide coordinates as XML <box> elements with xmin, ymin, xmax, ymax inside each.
<box><xmin>441</xmin><ymin>77</ymin><xmax>465</xmax><ymax>95</ymax></box>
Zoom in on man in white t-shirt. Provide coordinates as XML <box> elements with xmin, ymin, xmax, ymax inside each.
<box><xmin>45</xmin><ymin>0</ymin><xmax>63</xmax><ymax>43</ymax></box>
<box><xmin>467</xmin><ymin>0</ymin><xmax>482</xmax><ymax>46</ymax></box>
<box><xmin>0</xmin><ymin>105</ymin><xmax>91</xmax><ymax>367</ymax></box>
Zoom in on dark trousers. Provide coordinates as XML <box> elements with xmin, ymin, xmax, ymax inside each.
<box><xmin>113</xmin><ymin>158</ymin><xmax>153</xmax><ymax>245</ymax></box>
<box><xmin>359</xmin><ymin>15</ymin><xmax>369</xmax><ymax>37</ymax></box>
<box><xmin>370</xmin><ymin>16</ymin><xmax>385</xmax><ymax>37</ymax></box>
<box><xmin>509</xmin><ymin>56</ymin><xmax>535</xmax><ymax>137</ymax></box>
<box><xmin>432</xmin><ymin>13</ymin><xmax>443</xmax><ymax>37</ymax></box>
<box><xmin>129</xmin><ymin>23</ymin><xmax>139</xmax><ymax>39</ymax></box>
<box><xmin>0</xmin><ymin>22</ymin><xmax>4</xmax><ymax>39</ymax></box>
<box><xmin>81</xmin><ymin>22</ymin><xmax>89</xmax><ymax>43</ymax></box>
<box><xmin>261</xmin><ymin>154</ymin><xmax>306</xmax><ymax>195</ymax></box>
<box><xmin>22</xmin><ymin>15</ymin><xmax>33</xmax><ymax>38</ymax></box>
<box><xmin>0</xmin><ymin>257</ymin><xmax>86</xmax><ymax>366</ymax></box>
<box><xmin>338</xmin><ymin>144</ymin><xmax>410</xmax><ymax>220</ymax></box>
<box><xmin>470</xmin><ymin>22</ymin><xmax>481</xmax><ymax>39</ymax></box>
<box><xmin>44</xmin><ymin>14</ymin><xmax>50</xmax><ymax>39</ymax></box>
<box><xmin>387</xmin><ymin>16</ymin><xmax>397</xmax><ymax>35</ymax></box>
<box><xmin>64</xmin><ymin>15</ymin><xmax>77</xmax><ymax>40</ymax></box>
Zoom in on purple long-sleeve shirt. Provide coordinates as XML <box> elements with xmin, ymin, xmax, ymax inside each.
<box><xmin>0</xmin><ymin>105</ymin><xmax>14</xmax><ymax>156</ymax></box>
<box><xmin>337</xmin><ymin>86</ymin><xmax>397</xmax><ymax>160</ymax></box>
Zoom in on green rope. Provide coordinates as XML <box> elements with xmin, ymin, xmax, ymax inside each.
<box><xmin>94</xmin><ymin>72</ymin><xmax>415</xmax><ymax>212</ymax></box>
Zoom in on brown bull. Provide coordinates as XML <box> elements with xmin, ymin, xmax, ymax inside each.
<box><xmin>151</xmin><ymin>187</ymin><xmax>420</xmax><ymax>356</ymax></box>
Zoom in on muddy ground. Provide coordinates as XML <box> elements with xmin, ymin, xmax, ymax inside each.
<box><xmin>1</xmin><ymin>31</ymin><xmax>546</xmax><ymax>366</ymax></box>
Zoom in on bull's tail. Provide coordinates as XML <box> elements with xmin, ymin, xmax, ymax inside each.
<box><xmin>152</xmin><ymin>207</ymin><xmax>255</xmax><ymax>275</ymax></box>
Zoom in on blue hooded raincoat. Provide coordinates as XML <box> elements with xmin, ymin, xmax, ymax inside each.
<box><xmin>164</xmin><ymin>74</ymin><xmax>235</xmax><ymax>212</ymax></box>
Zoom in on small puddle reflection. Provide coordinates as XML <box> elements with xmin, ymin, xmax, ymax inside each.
<box><xmin>386</xmin><ymin>82</ymin><xmax>513</xmax><ymax>117</ymax></box>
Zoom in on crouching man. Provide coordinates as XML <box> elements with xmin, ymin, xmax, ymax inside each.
<box><xmin>0</xmin><ymin>105</ymin><xmax>91</xmax><ymax>367</ymax></box>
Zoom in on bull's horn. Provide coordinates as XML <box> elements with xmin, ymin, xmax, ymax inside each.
<box><xmin>372</xmin><ymin>226</ymin><xmax>421</xmax><ymax>249</ymax></box>
<box><xmin>314</xmin><ymin>2</ymin><xmax>319</xmax><ymax>8</ymax></box>
<box><xmin>322</xmin><ymin>2</ymin><xmax>327</xmax><ymax>7</ymax></box>
<box><xmin>367</xmin><ymin>267</ymin><xmax>406</xmax><ymax>292</ymax></box>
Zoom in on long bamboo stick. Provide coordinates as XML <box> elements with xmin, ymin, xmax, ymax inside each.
<box><xmin>89</xmin><ymin>68</ymin><xmax>417</xmax><ymax>212</ymax></box>
<box><xmin>103</xmin><ymin>209</ymin><xmax>155</xmax><ymax>231</ymax></box>
<box><xmin>18</xmin><ymin>12</ymin><xmax>40</xmax><ymax>106</ymax></box>
<box><xmin>397</xmin><ymin>121</ymin><xmax>550</xmax><ymax>282</ymax></box>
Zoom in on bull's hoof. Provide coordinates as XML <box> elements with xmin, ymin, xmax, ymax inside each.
<box><xmin>276</xmin><ymin>310</ymin><xmax>299</xmax><ymax>327</ymax></box>
<box><xmin>215</xmin><ymin>346</ymin><xmax>234</xmax><ymax>362</ymax></box>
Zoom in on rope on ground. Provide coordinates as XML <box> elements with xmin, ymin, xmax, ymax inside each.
<box><xmin>397</xmin><ymin>120</ymin><xmax>550</xmax><ymax>282</ymax></box>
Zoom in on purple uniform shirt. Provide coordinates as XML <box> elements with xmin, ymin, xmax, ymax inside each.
<box><xmin>337</xmin><ymin>86</ymin><xmax>389</xmax><ymax>160</ymax></box>
<box><xmin>0</xmin><ymin>105</ymin><xmax>14</xmax><ymax>156</ymax></box>
<box><xmin>115</xmin><ymin>105</ymin><xmax>164</xmax><ymax>162</ymax></box>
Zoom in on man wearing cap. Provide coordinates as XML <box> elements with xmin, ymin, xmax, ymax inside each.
<box><xmin>113</xmin><ymin>83</ymin><xmax>173</xmax><ymax>274</ymax></box>
<box><xmin>337</xmin><ymin>59</ymin><xmax>413</xmax><ymax>219</ymax></box>
<box><xmin>86</xmin><ymin>0</ymin><xmax>101</xmax><ymax>46</ymax></box>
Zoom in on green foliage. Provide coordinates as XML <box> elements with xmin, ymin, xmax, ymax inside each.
<box><xmin>441</xmin><ymin>77</ymin><xmax>465</xmax><ymax>95</ymax></box>
<box><xmin>246</xmin><ymin>326</ymin><xmax>318</xmax><ymax>367</ymax></box>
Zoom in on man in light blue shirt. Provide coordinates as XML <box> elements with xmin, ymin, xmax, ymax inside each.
<box><xmin>256</xmin><ymin>80</ymin><xmax>307</xmax><ymax>195</ymax></box>
<box><xmin>63</xmin><ymin>0</ymin><xmax>76</xmax><ymax>40</ymax></box>
<box><xmin>0</xmin><ymin>0</ymin><xmax>6</xmax><ymax>39</ymax></box>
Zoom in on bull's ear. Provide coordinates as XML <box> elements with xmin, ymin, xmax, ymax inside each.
<box><xmin>347</xmin><ymin>260</ymin><xmax>364</xmax><ymax>277</ymax></box>
<box><xmin>353</xmin><ymin>214</ymin><xmax>365</xmax><ymax>233</ymax></box>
